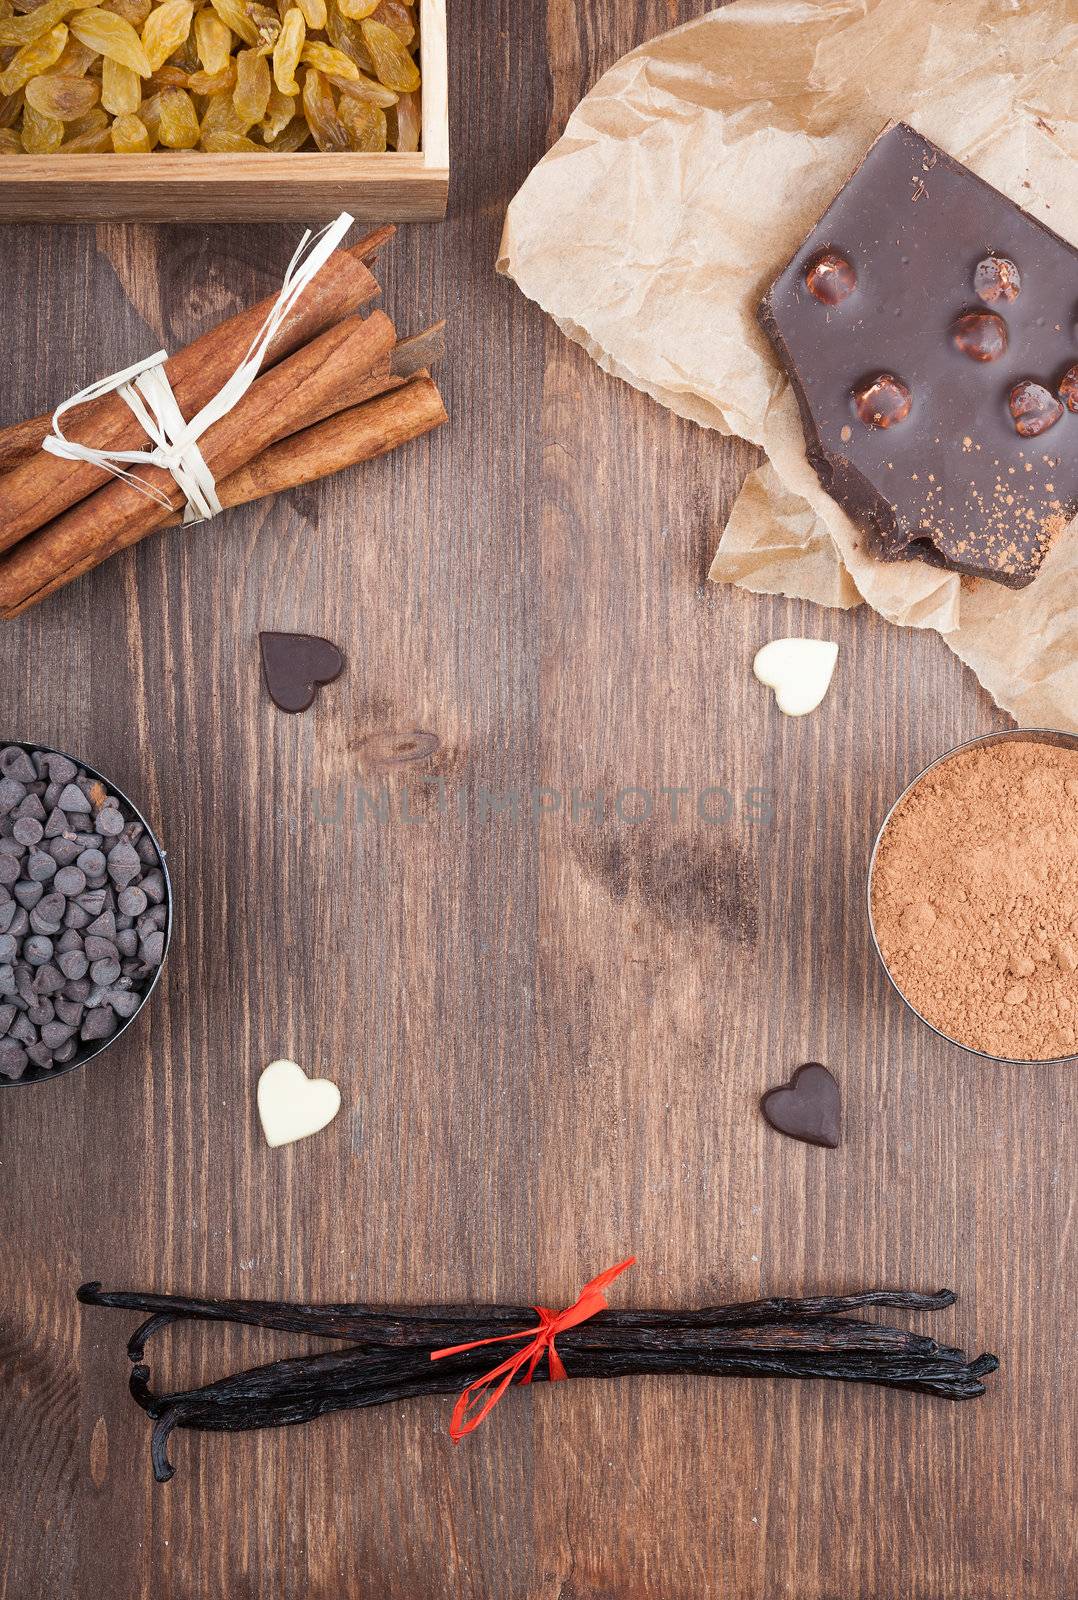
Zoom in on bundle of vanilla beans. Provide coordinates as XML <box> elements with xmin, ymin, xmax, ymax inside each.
<box><xmin>78</xmin><ymin>1282</ymin><xmax>999</xmax><ymax>1482</ymax></box>
<box><xmin>0</xmin><ymin>225</ymin><xmax>446</xmax><ymax>617</ymax></box>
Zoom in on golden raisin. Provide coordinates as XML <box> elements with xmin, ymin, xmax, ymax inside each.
<box><xmin>201</xmin><ymin>128</ymin><xmax>260</xmax><ymax>149</ymax></box>
<box><xmin>272</xmin><ymin>6</ymin><xmax>304</xmax><ymax>95</ymax></box>
<box><xmin>20</xmin><ymin>102</ymin><xmax>65</xmax><ymax>149</ymax></box>
<box><xmin>338</xmin><ymin>94</ymin><xmax>383</xmax><ymax>150</ymax></box>
<box><xmin>233</xmin><ymin>45</ymin><xmax>269</xmax><ymax>123</ymax></box>
<box><xmin>24</xmin><ymin>72</ymin><xmax>100</xmax><ymax>118</ymax></box>
<box><xmin>155</xmin><ymin>83</ymin><xmax>198</xmax><ymax>145</ymax></box>
<box><xmin>110</xmin><ymin>108</ymin><xmax>149</xmax><ymax>147</ymax></box>
<box><xmin>358</xmin><ymin>17</ymin><xmax>416</xmax><ymax>92</ymax></box>
<box><xmin>193</xmin><ymin>7</ymin><xmax>231</xmax><ymax>72</ymax></box>
<box><xmin>0</xmin><ymin>25</ymin><xmax>70</xmax><ymax>97</ymax></box>
<box><xmin>300</xmin><ymin>40</ymin><xmax>357</xmax><ymax>79</ymax></box>
<box><xmin>140</xmin><ymin>0</ymin><xmax>192</xmax><ymax>71</ymax></box>
<box><xmin>260</xmin><ymin>79</ymin><xmax>293</xmax><ymax>139</ymax></box>
<box><xmin>70</xmin><ymin>7</ymin><xmax>152</xmax><ymax>74</ymax></box>
<box><xmin>391</xmin><ymin>85</ymin><xmax>418</xmax><ymax>149</ymax></box>
<box><xmin>301</xmin><ymin>64</ymin><xmax>346</xmax><ymax>149</ymax></box>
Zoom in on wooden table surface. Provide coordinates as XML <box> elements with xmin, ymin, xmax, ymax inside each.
<box><xmin>1</xmin><ymin>4</ymin><xmax>1075</xmax><ymax>1597</ymax></box>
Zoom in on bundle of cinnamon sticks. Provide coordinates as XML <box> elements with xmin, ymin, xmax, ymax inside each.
<box><xmin>0</xmin><ymin>225</ymin><xmax>447</xmax><ymax>618</ymax></box>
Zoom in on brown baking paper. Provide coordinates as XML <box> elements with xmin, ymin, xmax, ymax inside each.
<box><xmin>497</xmin><ymin>0</ymin><xmax>1078</xmax><ymax>730</ymax></box>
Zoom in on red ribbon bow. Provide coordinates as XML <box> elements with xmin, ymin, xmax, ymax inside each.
<box><xmin>430</xmin><ymin>1257</ymin><xmax>636</xmax><ymax>1441</ymax></box>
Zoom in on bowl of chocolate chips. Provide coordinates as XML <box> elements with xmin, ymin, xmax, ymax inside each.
<box><xmin>0</xmin><ymin>742</ymin><xmax>171</xmax><ymax>1085</ymax></box>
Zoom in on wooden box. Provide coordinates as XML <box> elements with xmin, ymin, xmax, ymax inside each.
<box><xmin>0</xmin><ymin>0</ymin><xmax>448</xmax><ymax>223</ymax></box>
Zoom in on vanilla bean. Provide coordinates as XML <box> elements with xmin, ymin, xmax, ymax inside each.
<box><xmin>78</xmin><ymin>1282</ymin><xmax>997</xmax><ymax>1482</ymax></box>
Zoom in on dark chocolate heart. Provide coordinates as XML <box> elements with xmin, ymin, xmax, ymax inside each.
<box><xmin>260</xmin><ymin>632</ymin><xmax>344</xmax><ymax>714</ymax></box>
<box><xmin>761</xmin><ymin>1062</ymin><xmax>840</xmax><ymax>1148</ymax></box>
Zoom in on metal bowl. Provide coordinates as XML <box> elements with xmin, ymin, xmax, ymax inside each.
<box><xmin>867</xmin><ymin>728</ymin><xmax>1078</xmax><ymax>1066</ymax></box>
<box><xmin>0</xmin><ymin>740</ymin><xmax>172</xmax><ymax>1087</ymax></box>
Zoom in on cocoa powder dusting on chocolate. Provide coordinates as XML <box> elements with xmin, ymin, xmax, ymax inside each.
<box><xmin>872</xmin><ymin>740</ymin><xmax>1078</xmax><ymax>1060</ymax></box>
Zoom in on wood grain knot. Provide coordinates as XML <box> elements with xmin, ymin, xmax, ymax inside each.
<box><xmin>356</xmin><ymin>729</ymin><xmax>441</xmax><ymax>769</ymax></box>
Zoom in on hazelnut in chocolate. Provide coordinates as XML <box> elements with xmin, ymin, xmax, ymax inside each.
<box><xmin>758</xmin><ymin>123</ymin><xmax>1078</xmax><ymax>587</ymax></box>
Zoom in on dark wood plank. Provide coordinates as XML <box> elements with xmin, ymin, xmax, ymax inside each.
<box><xmin>0</xmin><ymin>3</ymin><xmax>1074</xmax><ymax>1598</ymax></box>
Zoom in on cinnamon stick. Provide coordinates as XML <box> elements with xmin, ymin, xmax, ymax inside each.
<box><xmin>0</xmin><ymin>310</ymin><xmax>397</xmax><ymax>617</ymax></box>
<box><xmin>158</xmin><ymin>372</ymin><xmax>447</xmax><ymax>527</ymax></box>
<box><xmin>0</xmin><ymin>413</ymin><xmax>52</xmax><ymax>476</ymax></box>
<box><xmin>0</xmin><ymin>223</ymin><xmax>395</xmax><ymax>551</ymax></box>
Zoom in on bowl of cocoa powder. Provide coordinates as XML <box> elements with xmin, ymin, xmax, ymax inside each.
<box><xmin>868</xmin><ymin>730</ymin><xmax>1078</xmax><ymax>1064</ymax></box>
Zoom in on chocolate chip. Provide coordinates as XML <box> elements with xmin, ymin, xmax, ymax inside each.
<box><xmin>55</xmin><ymin>998</ymin><xmax>84</xmax><ymax>1027</ymax></box>
<box><xmin>97</xmin><ymin>808</ymin><xmax>125</xmax><ymax>837</ymax></box>
<box><xmin>0</xmin><ymin>966</ymin><xmax>15</xmax><ymax>995</ymax></box>
<box><xmin>56</xmin><ymin>928</ymin><xmax>82</xmax><ymax>954</ymax></box>
<box><xmin>32</xmin><ymin>964</ymin><xmax>65</xmax><ymax>996</ymax></box>
<box><xmin>87</xmin><ymin>910</ymin><xmax>116</xmax><ymax>942</ymax></box>
<box><xmin>43</xmin><ymin>807</ymin><xmax>69</xmax><ymax>838</ymax></box>
<box><xmin>140</xmin><ymin>931</ymin><xmax>165</xmax><ymax>965</ymax></box>
<box><xmin>29</xmin><ymin>897</ymin><xmax>64</xmax><ymax>936</ymax></box>
<box><xmin>0</xmin><ymin>778</ymin><xmax>25</xmax><ymax>816</ymax></box>
<box><xmin>41</xmin><ymin>1021</ymin><xmax>75</xmax><ymax>1050</ymax></box>
<box><xmin>1009</xmin><ymin>380</ymin><xmax>1063</xmax><ymax>437</ymax></box>
<box><xmin>90</xmin><ymin>959</ymin><xmax>121</xmax><ymax>987</ymax></box>
<box><xmin>804</xmin><ymin>250</ymin><xmax>857</xmax><ymax>305</ymax></box>
<box><xmin>47</xmin><ymin>837</ymin><xmax>81</xmax><ymax>867</ymax></box>
<box><xmin>0</xmin><ymin>902</ymin><xmax>13</xmax><ymax>935</ymax></box>
<box><xmin>7</xmin><ymin>907</ymin><xmax>27</xmax><ymax>939</ymax></box>
<box><xmin>0</xmin><ymin>933</ymin><xmax>15</xmax><ymax>964</ymax></box>
<box><xmin>58</xmin><ymin>950</ymin><xmax>89</xmax><ymax>981</ymax></box>
<box><xmin>76</xmin><ymin>888</ymin><xmax>107</xmax><ymax>916</ymax></box>
<box><xmin>9</xmin><ymin>1012</ymin><xmax>36</xmax><ymax>1044</ymax></box>
<box><xmin>63</xmin><ymin>978</ymin><xmax>91</xmax><ymax>1003</ymax></box>
<box><xmin>1059</xmin><ymin>363</ymin><xmax>1078</xmax><ymax>413</ymax></box>
<box><xmin>85</xmin><ymin>936</ymin><xmax>117</xmax><ymax>962</ymax></box>
<box><xmin>27</xmin><ymin>999</ymin><xmax>54</xmax><ymax>1026</ymax></box>
<box><xmin>63</xmin><ymin>904</ymin><xmax>91</xmax><ymax>931</ymax></box>
<box><xmin>0</xmin><ymin>1002</ymin><xmax>14</xmax><ymax>1036</ymax></box>
<box><xmin>27</xmin><ymin>851</ymin><xmax>58</xmax><ymax>883</ymax></box>
<box><xmin>0</xmin><ymin>856</ymin><xmax>18</xmax><ymax>888</ymax></box>
<box><xmin>44</xmin><ymin>753</ymin><xmax>77</xmax><ymax>786</ymax></box>
<box><xmin>15</xmin><ymin>793</ymin><xmax>45</xmax><ymax>823</ymax></box>
<box><xmin>53</xmin><ymin>866</ymin><xmax>86</xmax><ymax>897</ymax></box>
<box><xmin>81</xmin><ymin>1006</ymin><xmax>117</xmax><ymax>1042</ymax></box>
<box><xmin>58</xmin><ymin>783</ymin><xmax>91</xmax><ymax>813</ymax></box>
<box><xmin>0</xmin><ymin>1040</ymin><xmax>29</xmax><ymax>1079</ymax></box>
<box><xmin>116</xmin><ymin>928</ymin><xmax>139</xmax><ymax>957</ymax></box>
<box><xmin>141</xmin><ymin>871</ymin><xmax>166</xmax><ymax>905</ymax></box>
<box><xmin>106</xmin><ymin>987</ymin><xmax>142</xmax><ymax>1019</ymax></box>
<box><xmin>0</xmin><ymin>749</ymin><xmax>36</xmax><ymax>784</ymax></box>
<box><xmin>76</xmin><ymin>848</ymin><xmax>106</xmax><ymax>877</ymax></box>
<box><xmin>974</xmin><ymin>254</ymin><xmax>1021</xmax><ymax>303</ymax></box>
<box><xmin>11</xmin><ymin>815</ymin><xmax>43</xmax><ymax>847</ymax></box>
<box><xmin>117</xmin><ymin>886</ymin><xmax>147</xmax><ymax>917</ymax></box>
<box><xmin>23</xmin><ymin>935</ymin><xmax>53</xmax><ymax>966</ymax></box>
<box><xmin>105</xmin><ymin>841</ymin><xmax>140</xmax><ymax>887</ymax></box>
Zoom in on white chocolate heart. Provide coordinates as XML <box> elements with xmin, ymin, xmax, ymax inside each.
<box><xmin>753</xmin><ymin>638</ymin><xmax>839</xmax><ymax>717</ymax></box>
<box><xmin>257</xmin><ymin>1059</ymin><xmax>342</xmax><ymax>1149</ymax></box>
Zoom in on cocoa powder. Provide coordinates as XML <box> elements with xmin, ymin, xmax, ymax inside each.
<box><xmin>871</xmin><ymin>738</ymin><xmax>1078</xmax><ymax>1061</ymax></box>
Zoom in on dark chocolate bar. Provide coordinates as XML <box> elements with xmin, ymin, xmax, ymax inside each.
<box><xmin>758</xmin><ymin>123</ymin><xmax>1078</xmax><ymax>588</ymax></box>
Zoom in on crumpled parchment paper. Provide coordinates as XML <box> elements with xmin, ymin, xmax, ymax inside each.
<box><xmin>497</xmin><ymin>0</ymin><xmax>1078</xmax><ymax>730</ymax></box>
